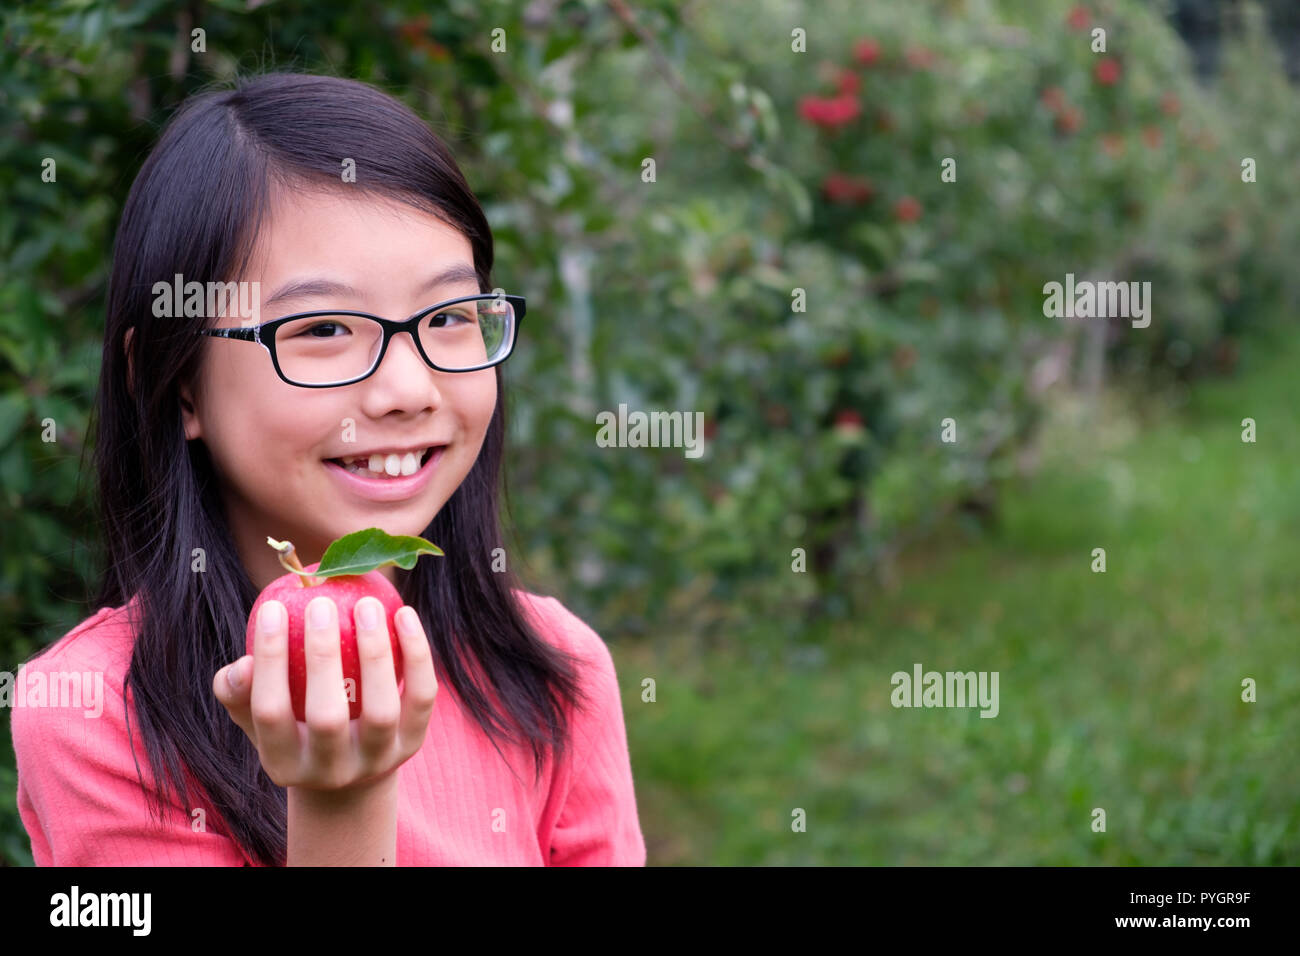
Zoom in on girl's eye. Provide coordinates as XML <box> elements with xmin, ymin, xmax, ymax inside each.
<box><xmin>295</xmin><ymin>321</ymin><xmax>349</xmax><ymax>338</ymax></box>
<box><xmin>428</xmin><ymin>309</ymin><xmax>476</xmax><ymax>328</ymax></box>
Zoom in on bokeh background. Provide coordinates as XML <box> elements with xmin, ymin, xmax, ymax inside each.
<box><xmin>2</xmin><ymin>0</ymin><xmax>1297</xmax><ymax>865</ymax></box>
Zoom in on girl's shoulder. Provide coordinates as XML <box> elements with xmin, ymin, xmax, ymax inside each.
<box><xmin>512</xmin><ymin>589</ymin><xmax>609</xmax><ymax>663</ymax></box>
<box><xmin>511</xmin><ymin>589</ymin><xmax>624</xmax><ymax>718</ymax></box>
<box><xmin>26</xmin><ymin>594</ymin><xmax>142</xmax><ymax>679</ymax></box>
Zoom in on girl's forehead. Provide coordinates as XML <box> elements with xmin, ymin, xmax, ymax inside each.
<box><xmin>246</xmin><ymin>187</ymin><xmax>473</xmax><ymax>284</ymax></box>
<box><xmin>261</xmin><ymin>183</ymin><xmax>456</xmax><ymax>234</ymax></box>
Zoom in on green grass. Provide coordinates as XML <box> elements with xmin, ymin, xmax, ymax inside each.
<box><xmin>626</xmin><ymin>334</ymin><xmax>1300</xmax><ymax>865</ymax></box>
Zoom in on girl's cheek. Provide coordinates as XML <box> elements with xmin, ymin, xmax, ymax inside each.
<box><xmin>469</xmin><ymin>377</ymin><xmax>499</xmax><ymax>425</ymax></box>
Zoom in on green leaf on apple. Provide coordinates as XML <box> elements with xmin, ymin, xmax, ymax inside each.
<box><xmin>268</xmin><ymin>527</ymin><xmax>443</xmax><ymax>582</ymax></box>
<box><xmin>315</xmin><ymin>526</ymin><xmax>443</xmax><ymax>578</ymax></box>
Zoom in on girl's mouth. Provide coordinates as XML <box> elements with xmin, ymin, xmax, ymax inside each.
<box><xmin>326</xmin><ymin>446</ymin><xmax>437</xmax><ymax>478</ymax></box>
<box><xmin>322</xmin><ymin>446</ymin><xmax>445</xmax><ymax>502</ymax></box>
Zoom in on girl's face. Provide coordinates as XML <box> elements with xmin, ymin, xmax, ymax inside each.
<box><xmin>180</xmin><ymin>187</ymin><xmax>496</xmax><ymax>592</ymax></box>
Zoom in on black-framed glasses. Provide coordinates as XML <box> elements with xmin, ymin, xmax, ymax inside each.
<box><xmin>195</xmin><ymin>293</ymin><xmax>525</xmax><ymax>388</ymax></box>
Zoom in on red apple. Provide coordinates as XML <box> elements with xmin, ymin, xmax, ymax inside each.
<box><xmin>894</xmin><ymin>195</ymin><xmax>923</xmax><ymax>223</ymax></box>
<box><xmin>1055</xmin><ymin>106</ymin><xmax>1083</xmax><ymax>134</ymax></box>
<box><xmin>1093</xmin><ymin>58</ymin><xmax>1121</xmax><ymax>86</ymax></box>
<box><xmin>246</xmin><ymin>563</ymin><xmax>406</xmax><ymax>722</ymax></box>
<box><xmin>854</xmin><ymin>38</ymin><xmax>881</xmax><ymax>67</ymax></box>
<box><xmin>833</xmin><ymin>408</ymin><xmax>865</xmax><ymax>430</ymax></box>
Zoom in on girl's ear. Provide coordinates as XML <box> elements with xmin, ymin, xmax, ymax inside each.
<box><xmin>179</xmin><ymin>381</ymin><xmax>201</xmax><ymax>441</ymax></box>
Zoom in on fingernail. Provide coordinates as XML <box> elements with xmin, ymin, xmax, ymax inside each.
<box><xmin>398</xmin><ymin>607</ymin><xmax>417</xmax><ymax>631</ymax></box>
<box><xmin>309</xmin><ymin>597</ymin><xmax>332</xmax><ymax>629</ymax></box>
<box><xmin>227</xmin><ymin>659</ymin><xmax>246</xmax><ymax>691</ymax></box>
<box><xmin>259</xmin><ymin>602</ymin><xmax>283</xmax><ymax>633</ymax></box>
<box><xmin>358</xmin><ymin>598</ymin><xmax>379</xmax><ymax>630</ymax></box>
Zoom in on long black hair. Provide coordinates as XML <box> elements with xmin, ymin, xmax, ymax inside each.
<box><xmin>83</xmin><ymin>70</ymin><xmax>588</xmax><ymax>866</ymax></box>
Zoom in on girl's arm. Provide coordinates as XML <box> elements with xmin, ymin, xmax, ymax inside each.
<box><xmin>286</xmin><ymin>773</ymin><xmax>399</xmax><ymax>866</ymax></box>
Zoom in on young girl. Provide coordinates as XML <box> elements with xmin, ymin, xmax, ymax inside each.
<box><xmin>9</xmin><ymin>71</ymin><xmax>645</xmax><ymax>866</ymax></box>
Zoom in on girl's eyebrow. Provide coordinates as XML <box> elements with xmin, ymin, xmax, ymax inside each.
<box><xmin>263</xmin><ymin>263</ymin><xmax>481</xmax><ymax>310</ymax></box>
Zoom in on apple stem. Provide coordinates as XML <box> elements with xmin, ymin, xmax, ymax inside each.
<box><xmin>266</xmin><ymin>536</ymin><xmax>318</xmax><ymax>587</ymax></box>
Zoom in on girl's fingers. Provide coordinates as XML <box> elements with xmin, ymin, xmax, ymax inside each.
<box><xmin>354</xmin><ymin>597</ymin><xmax>401</xmax><ymax>757</ymax></box>
<box><xmin>301</xmin><ymin>596</ymin><xmax>350</xmax><ymax>769</ymax></box>
<box><xmin>247</xmin><ymin>599</ymin><xmax>300</xmax><ymax>767</ymax></box>
<box><xmin>213</xmin><ymin>657</ymin><xmax>255</xmax><ymax>739</ymax></box>
<box><xmin>223</xmin><ymin>598</ymin><xmax>435</xmax><ymax>789</ymax></box>
<box><xmin>395</xmin><ymin>606</ymin><xmax>438</xmax><ymax>754</ymax></box>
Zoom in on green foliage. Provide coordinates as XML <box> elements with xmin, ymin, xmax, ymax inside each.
<box><xmin>759</xmin><ymin>0</ymin><xmax>1300</xmax><ymax>601</ymax></box>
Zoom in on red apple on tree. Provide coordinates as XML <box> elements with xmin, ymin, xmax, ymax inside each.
<box><xmin>853</xmin><ymin>38</ymin><xmax>881</xmax><ymax>67</ymax></box>
<box><xmin>246</xmin><ymin>527</ymin><xmax>442</xmax><ymax>722</ymax></box>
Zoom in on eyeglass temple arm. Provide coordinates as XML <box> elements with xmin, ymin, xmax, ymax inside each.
<box><xmin>197</xmin><ymin>328</ymin><xmax>258</xmax><ymax>341</ymax></box>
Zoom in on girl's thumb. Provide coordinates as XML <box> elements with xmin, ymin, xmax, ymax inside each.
<box><xmin>226</xmin><ymin>656</ymin><xmax>251</xmax><ymax>692</ymax></box>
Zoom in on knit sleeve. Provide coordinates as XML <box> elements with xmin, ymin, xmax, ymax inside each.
<box><xmin>10</xmin><ymin>645</ymin><xmax>253</xmax><ymax>867</ymax></box>
<box><xmin>542</xmin><ymin>598</ymin><xmax>646</xmax><ymax>867</ymax></box>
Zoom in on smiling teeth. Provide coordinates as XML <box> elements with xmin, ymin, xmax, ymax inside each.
<box><xmin>338</xmin><ymin>449</ymin><xmax>426</xmax><ymax>478</ymax></box>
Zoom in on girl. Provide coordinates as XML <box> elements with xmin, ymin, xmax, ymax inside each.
<box><xmin>10</xmin><ymin>71</ymin><xmax>645</xmax><ymax>866</ymax></box>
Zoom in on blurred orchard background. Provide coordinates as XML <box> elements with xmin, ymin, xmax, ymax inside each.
<box><xmin>2</xmin><ymin>0</ymin><xmax>1298</xmax><ymax>865</ymax></box>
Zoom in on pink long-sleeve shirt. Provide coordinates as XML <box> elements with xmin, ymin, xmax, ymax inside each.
<box><xmin>9</xmin><ymin>589</ymin><xmax>645</xmax><ymax>866</ymax></box>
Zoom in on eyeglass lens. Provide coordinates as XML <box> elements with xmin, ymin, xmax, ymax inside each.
<box><xmin>273</xmin><ymin>298</ymin><xmax>512</xmax><ymax>385</ymax></box>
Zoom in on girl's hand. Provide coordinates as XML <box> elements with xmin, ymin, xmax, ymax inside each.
<box><xmin>212</xmin><ymin>596</ymin><xmax>438</xmax><ymax>791</ymax></box>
